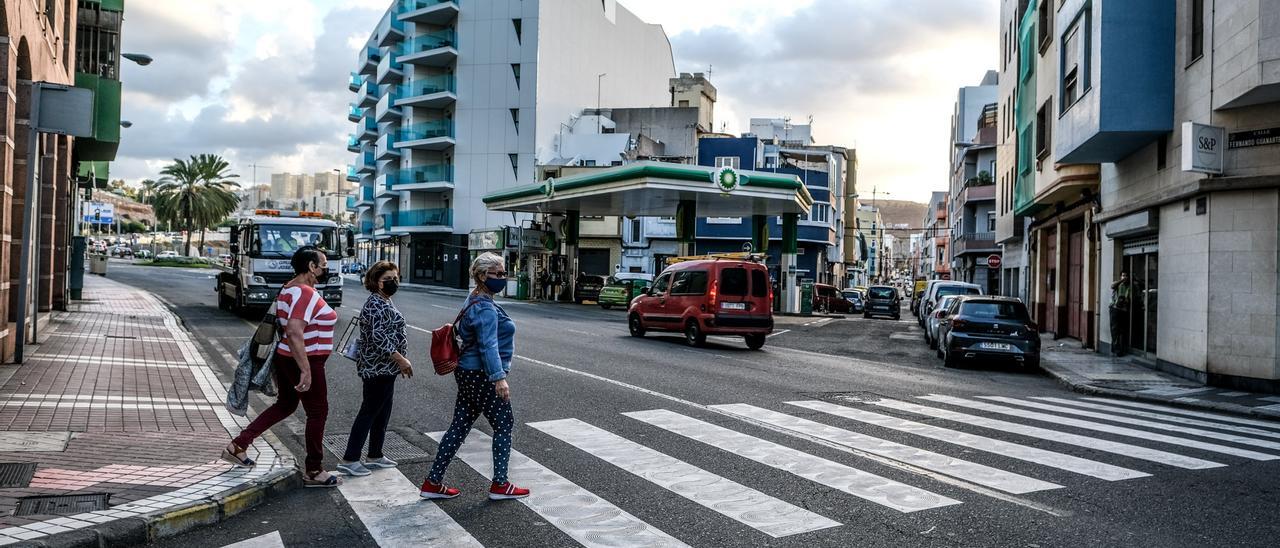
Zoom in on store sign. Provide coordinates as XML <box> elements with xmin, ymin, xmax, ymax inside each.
<box><xmin>505</xmin><ymin>227</ymin><xmax>551</xmax><ymax>250</ymax></box>
<box><xmin>468</xmin><ymin>229</ymin><xmax>503</xmax><ymax>250</ymax></box>
<box><xmin>81</xmin><ymin>202</ymin><xmax>114</xmax><ymax>224</ymax></box>
<box><xmin>1181</xmin><ymin>122</ymin><xmax>1225</xmax><ymax>174</ymax></box>
<box><xmin>711</xmin><ymin>166</ymin><xmax>741</xmax><ymax>193</ymax></box>
<box><xmin>1228</xmin><ymin>127</ymin><xmax>1280</xmax><ymax>149</ymax></box>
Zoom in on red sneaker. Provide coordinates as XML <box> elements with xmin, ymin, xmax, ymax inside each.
<box><xmin>488</xmin><ymin>481</ymin><xmax>530</xmax><ymax>500</ymax></box>
<box><xmin>419</xmin><ymin>479</ymin><xmax>460</xmax><ymax>500</ymax></box>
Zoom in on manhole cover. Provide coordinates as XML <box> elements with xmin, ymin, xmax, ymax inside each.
<box><xmin>14</xmin><ymin>493</ymin><xmax>110</xmax><ymax>516</ymax></box>
<box><xmin>322</xmin><ymin>431</ymin><xmax>430</xmax><ymax>463</ymax></box>
<box><xmin>0</xmin><ymin>463</ymin><xmax>37</xmax><ymax>488</ymax></box>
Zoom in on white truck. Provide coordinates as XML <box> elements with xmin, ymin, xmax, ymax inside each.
<box><xmin>215</xmin><ymin>210</ymin><xmax>354</xmax><ymax>312</ymax></box>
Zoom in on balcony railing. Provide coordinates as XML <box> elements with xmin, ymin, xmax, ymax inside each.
<box><xmin>358</xmin><ymin>220</ymin><xmax>374</xmax><ymax>234</ymax></box>
<box><xmin>398</xmin><ymin>120</ymin><xmax>454</xmax><ymax>142</ymax></box>
<box><xmin>346</xmin><ymin>196</ymin><xmax>356</xmax><ymax>209</ymax></box>
<box><xmin>346</xmin><ymin>134</ymin><xmax>360</xmax><ymax>152</ymax></box>
<box><xmin>348</xmin><ymin>72</ymin><xmax>364</xmax><ymax>92</ymax></box>
<box><xmin>346</xmin><ymin>165</ymin><xmax>359</xmax><ymax>181</ymax></box>
<box><xmin>361</xmin><ymin>185</ymin><xmax>375</xmax><ymax>202</ymax></box>
<box><xmin>391</xmin><ymin>208</ymin><xmax>452</xmax><ymax>227</ymax></box>
<box><xmin>347</xmin><ymin>104</ymin><xmax>363</xmax><ymax>121</ymax></box>
<box><xmin>401</xmin><ymin>0</ymin><xmax>459</xmax><ymax>11</ymax></box>
<box><xmin>399</xmin><ymin>74</ymin><xmax>455</xmax><ymax>97</ymax></box>
<box><xmin>402</xmin><ymin>30</ymin><xmax>457</xmax><ymax>55</ymax></box>
<box><xmin>953</xmin><ymin>232</ymin><xmax>998</xmax><ymax>255</ymax></box>
<box><xmin>395</xmin><ymin>164</ymin><xmax>452</xmax><ymax>187</ymax></box>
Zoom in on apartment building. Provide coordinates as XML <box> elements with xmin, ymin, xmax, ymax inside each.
<box><xmin>922</xmin><ymin>191</ymin><xmax>950</xmax><ymax>280</ymax></box>
<box><xmin>948</xmin><ymin>72</ymin><xmax>1000</xmax><ymax>294</ymax></box>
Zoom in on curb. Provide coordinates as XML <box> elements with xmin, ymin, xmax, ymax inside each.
<box><xmin>1038</xmin><ymin>359</ymin><xmax>1280</xmax><ymax>422</ymax></box>
<box><xmin>28</xmin><ymin>468</ymin><xmax>300</xmax><ymax>548</ymax></box>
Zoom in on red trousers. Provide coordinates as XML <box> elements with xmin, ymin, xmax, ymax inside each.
<box><xmin>234</xmin><ymin>353</ymin><xmax>329</xmax><ymax>473</ymax></box>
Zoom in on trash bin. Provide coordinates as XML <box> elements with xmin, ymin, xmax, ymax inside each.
<box><xmin>89</xmin><ymin>254</ymin><xmax>109</xmax><ymax>276</ymax></box>
<box><xmin>516</xmin><ymin>272</ymin><xmax>530</xmax><ymax>300</ymax></box>
<box><xmin>800</xmin><ymin>282</ymin><xmax>814</xmax><ymax>315</ymax></box>
<box><xmin>70</xmin><ymin>236</ymin><xmax>86</xmax><ymax>299</ymax></box>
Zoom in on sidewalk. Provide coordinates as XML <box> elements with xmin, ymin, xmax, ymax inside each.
<box><xmin>1038</xmin><ymin>334</ymin><xmax>1280</xmax><ymax>420</ymax></box>
<box><xmin>0</xmin><ymin>276</ymin><xmax>295</xmax><ymax>547</ymax></box>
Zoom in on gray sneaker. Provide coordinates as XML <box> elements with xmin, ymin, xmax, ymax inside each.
<box><xmin>336</xmin><ymin>461</ymin><xmax>371</xmax><ymax>477</ymax></box>
<box><xmin>364</xmin><ymin>456</ymin><xmax>398</xmax><ymax>469</ymax></box>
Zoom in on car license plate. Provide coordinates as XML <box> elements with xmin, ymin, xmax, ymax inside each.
<box><xmin>978</xmin><ymin>342</ymin><xmax>1012</xmax><ymax>351</ymax></box>
<box><xmin>722</xmin><ymin>302</ymin><xmax>746</xmax><ymax>310</ymax></box>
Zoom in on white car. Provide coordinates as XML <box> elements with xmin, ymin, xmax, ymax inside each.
<box><xmin>156</xmin><ymin>251</ymin><xmax>179</xmax><ymax>260</ymax></box>
<box><xmin>919</xmin><ymin>281</ymin><xmax>983</xmax><ymax>322</ymax></box>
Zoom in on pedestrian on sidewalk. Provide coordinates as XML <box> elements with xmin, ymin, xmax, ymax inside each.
<box><xmin>420</xmin><ymin>252</ymin><xmax>530</xmax><ymax>501</ymax></box>
<box><xmin>224</xmin><ymin>246</ymin><xmax>342</xmax><ymax>488</ymax></box>
<box><xmin>1109</xmin><ymin>271</ymin><xmax>1131</xmax><ymax>356</ymax></box>
<box><xmin>337</xmin><ymin>261</ymin><xmax>413</xmax><ymax>477</ymax></box>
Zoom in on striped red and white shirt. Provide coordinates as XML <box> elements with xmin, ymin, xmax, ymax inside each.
<box><xmin>275</xmin><ymin>284</ymin><xmax>338</xmax><ymax>357</ymax></box>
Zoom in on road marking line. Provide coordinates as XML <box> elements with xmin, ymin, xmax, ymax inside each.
<box><xmin>710</xmin><ymin>404</ymin><xmax>1060</xmax><ymax>495</ymax></box>
<box><xmin>427</xmin><ymin>430</ymin><xmax>690</xmax><ymax>548</ymax></box>
<box><xmin>338</xmin><ymin>467</ymin><xmax>482</xmax><ymax>548</ymax></box>
<box><xmin>623</xmin><ymin>409</ymin><xmax>961</xmax><ymax>512</ymax></box>
<box><xmin>1080</xmin><ymin>397</ymin><xmax>1280</xmax><ymax>431</ymax></box>
<box><xmin>922</xmin><ymin>395</ymin><xmax>1278</xmax><ymax>461</ymax></box>
<box><xmin>527</xmin><ymin>418</ymin><xmax>841</xmax><ymax>538</ymax></box>
<box><xmin>767</xmin><ymin>329</ymin><xmax>791</xmax><ymax>338</ymax></box>
<box><xmin>407</xmin><ymin>324</ymin><xmax>432</xmax><ymax>334</ymax></box>
<box><xmin>869</xmin><ymin>399</ymin><xmax>1222</xmax><ymax>469</ymax></box>
<box><xmin>220</xmin><ymin>530</ymin><xmax>284</xmax><ymax>548</ymax></box>
<box><xmin>1029</xmin><ymin>397</ymin><xmax>1280</xmax><ymax>441</ymax></box>
<box><xmin>1217</xmin><ymin>391</ymin><xmax>1252</xmax><ymax>398</ymax></box>
<box><xmin>980</xmin><ymin>396</ymin><xmax>1280</xmax><ymax>452</ymax></box>
<box><xmin>787</xmin><ymin>401</ymin><xmax>1148</xmax><ymax>482</ymax></box>
<box><xmin>1138</xmin><ymin>387</ymin><xmax>1216</xmax><ymax>397</ymax></box>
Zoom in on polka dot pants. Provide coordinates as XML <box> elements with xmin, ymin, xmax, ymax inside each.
<box><xmin>428</xmin><ymin>368</ymin><xmax>515</xmax><ymax>484</ymax></box>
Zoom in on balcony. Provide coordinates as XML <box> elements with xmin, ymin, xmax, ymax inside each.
<box><xmin>375</xmin><ymin>173</ymin><xmax>399</xmax><ymax>199</ymax></box>
<box><xmin>376</xmin><ymin>14</ymin><xmax>405</xmax><ymax>49</ymax></box>
<box><xmin>1054</xmin><ymin>0</ymin><xmax>1173</xmax><ymax>163</ymax></box>
<box><xmin>953</xmin><ymin>232</ymin><xmax>998</xmax><ymax>256</ymax></box>
<box><xmin>375</xmin><ymin>92</ymin><xmax>403</xmax><ymax>124</ymax></box>
<box><xmin>347</xmin><ymin>104</ymin><xmax>363</xmax><ymax>122</ymax></box>
<box><xmin>351</xmin><ymin>184</ymin><xmax>375</xmax><ymax>206</ymax></box>
<box><xmin>376</xmin><ymin>53</ymin><xmax>404</xmax><ymax>86</ymax></box>
<box><xmin>359</xmin><ymin>115</ymin><xmax>378</xmax><ymax>140</ymax></box>
<box><xmin>346</xmin><ymin>134</ymin><xmax>360</xmax><ymax>153</ymax></box>
<box><xmin>955</xmin><ymin>183</ymin><xmax>995</xmax><ymax>206</ymax></box>
<box><xmin>389</xmin><ymin>208</ymin><xmax>453</xmax><ymax>232</ymax></box>
<box><xmin>358</xmin><ymin>46</ymin><xmax>381</xmax><ymax>77</ymax></box>
<box><xmin>397</xmin><ymin>120</ymin><xmax>455</xmax><ymax>151</ymax></box>
<box><xmin>398</xmin><ymin>0</ymin><xmax>459</xmax><ymax>25</ymax></box>
<box><xmin>376</xmin><ymin>133</ymin><xmax>400</xmax><ymax>161</ymax></box>
<box><xmin>398</xmin><ymin>30</ymin><xmax>458</xmax><ymax>67</ymax></box>
<box><xmin>358</xmin><ymin>220</ymin><xmax>374</xmax><ymax>235</ymax></box>
<box><xmin>356</xmin><ymin>80</ymin><xmax>377</xmax><ymax>108</ymax></box>
<box><xmin>348</xmin><ymin>72</ymin><xmax>364</xmax><ymax>93</ymax></box>
<box><xmin>395</xmin><ymin>75</ymin><xmax>456</xmax><ymax>109</ymax></box>
<box><xmin>357</xmin><ymin>151</ymin><xmax>376</xmax><ymax>174</ymax></box>
<box><xmin>346</xmin><ymin>165</ymin><xmax>360</xmax><ymax>182</ymax></box>
<box><xmin>393</xmin><ymin>164</ymin><xmax>453</xmax><ymax>191</ymax></box>
<box><xmin>346</xmin><ymin>195</ymin><xmax>357</xmax><ymax>210</ymax></box>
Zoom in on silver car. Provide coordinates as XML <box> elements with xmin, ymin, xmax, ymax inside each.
<box><xmin>925</xmin><ymin>294</ymin><xmax>963</xmax><ymax>349</ymax></box>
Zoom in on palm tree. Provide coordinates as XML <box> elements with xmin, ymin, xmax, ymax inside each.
<box><xmin>156</xmin><ymin>154</ymin><xmax>240</xmax><ymax>256</ymax></box>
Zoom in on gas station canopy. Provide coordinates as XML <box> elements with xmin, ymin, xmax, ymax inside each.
<box><xmin>482</xmin><ymin>161</ymin><xmax>813</xmax><ymax>217</ymax></box>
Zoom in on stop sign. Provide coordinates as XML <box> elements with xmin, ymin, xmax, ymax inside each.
<box><xmin>986</xmin><ymin>254</ymin><xmax>1002</xmax><ymax>268</ymax></box>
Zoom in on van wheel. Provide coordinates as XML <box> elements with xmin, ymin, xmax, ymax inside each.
<box><xmin>628</xmin><ymin>314</ymin><xmax>646</xmax><ymax>337</ymax></box>
<box><xmin>684</xmin><ymin>320</ymin><xmax>705</xmax><ymax>347</ymax></box>
<box><xmin>745</xmin><ymin>334</ymin><xmax>766</xmax><ymax>350</ymax></box>
<box><xmin>600</xmin><ymin>303</ymin><xmax>612</xmax><ymax>310</ymax></box>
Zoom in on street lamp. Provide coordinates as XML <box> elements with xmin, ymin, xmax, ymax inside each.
<box><xmin>122</xmin><ymin>53</ymin><xmax>153</xmax><ymax>66</ymax></box>
<box><xmin>120</xmin><ymin>120</ymin><xmax>132</xmax><ymax>128</ymax></box>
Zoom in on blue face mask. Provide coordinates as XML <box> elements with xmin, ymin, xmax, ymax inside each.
<box><xmin>484</xmin><ymin>277</ymin><xmax>506</xmax><ymax>294</ymax></box>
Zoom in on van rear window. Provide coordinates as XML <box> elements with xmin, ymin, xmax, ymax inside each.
<box><xmin>720</xmin><ymin>268</ymin><xmax>748</xmax><ymax>296</ymax></box>
<box><xmin>751</xmin><ymin>269</ymin><xmax>768</xmax><ymax>297</ymax></box>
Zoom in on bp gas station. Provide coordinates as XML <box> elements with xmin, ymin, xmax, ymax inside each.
<box><xmin>481</xmin><ymin>161</ymin><xmax>814</xmax><ymax>313</ymax></box>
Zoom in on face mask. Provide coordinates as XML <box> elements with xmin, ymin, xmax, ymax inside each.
<box><xmin>484</xmin><ymin>277</ymin><xmax>506</xmax><ymax>294</ymax></box>
<box><xmin>382</xmin><ymin>279</ymin><xmax>399</xmax><ymax>296</ymax></box>
<box><xmin>314</xmin><ymin>265</ymin><xmax>330</xmax><ymax>282</ymax></box>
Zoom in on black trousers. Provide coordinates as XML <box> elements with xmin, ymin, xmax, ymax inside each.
<box><xmin>343</xmin><ymin>375</ymin><xmax>397</xmax><ymax>461</ymax></box>
<box><xmin>1109</xmin><ymin>306</ymin><xmax>1129</xmax><ymax>356</ymax></box>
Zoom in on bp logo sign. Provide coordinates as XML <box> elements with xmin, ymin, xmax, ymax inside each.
<box><xmin>543</xmin><ymin>177</ymin><xmax>556</xmax><ymax>198</ymax></box>
<box><xmin>712</xmin><ymin>166</ymin><xmax>740</xmax><ymax>193</ymax></box>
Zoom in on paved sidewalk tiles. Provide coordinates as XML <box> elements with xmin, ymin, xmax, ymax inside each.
<box><xmin>0</xmin><ymin>275</ymin><xmax>292</xmax><ymax>545</ymax></box>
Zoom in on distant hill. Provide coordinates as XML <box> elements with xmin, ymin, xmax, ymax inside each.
<box><xmin>871</xmin><ymin>199</ymin><xmax>929</xmax><ymax>236</ymax></box>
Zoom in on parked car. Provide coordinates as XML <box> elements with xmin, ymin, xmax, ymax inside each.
<box><xmin>936</xmin><ymin>296</ymin><xmax>1039</xmax><ymax>369</ymax></box>
<box><xmin>156</xmin><ymin>251</ymin><xmax>179</xmax><ymax>260</ymax></box>
<box><xmin>862</xmin><ymin>285</ymin><xmax>901</xmax><ymax>320</ymax></box>
<box><xmin>813</xmin><ymin>283</ymin><xmax>854</xmax><ymax>314</ymax></box>
<box><xmin>135</xmin><ymin>249</ymin><xmax>153</xmax><ymax>259</ymax></box>
<box><xmin>574</xmin><ymin>274</ymin><xmax>607</xmax><ymax>303</ymax></box>
<box><xmin>919</xmin><ymin>281</ymin><xmax>983</xmax><ymax>323</ymax></box>
<box><xmin>911</xmin><ymin>280</ymin><xmax>928</xmax><ymax>317</ymax></box>
<box><xmin>628</xmin><ymin>258</ymin><xmax>773</xmax><ymax>349</ymax></box>
<box><xmin>598</xmin><ymin>273</ymin><xmax>654</xmax><ymax>309</ymax></box>
<box><xmin>924</xmin><ymin>294</ymin><xmax>964</xmax><ymax>349</ymax></box>
<box><xmin>842</xmin><ymin>289</ymin><xmax>865</xmax><ymax>313</ymax></box>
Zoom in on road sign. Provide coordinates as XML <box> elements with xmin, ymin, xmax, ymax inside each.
<box><xmin>986</xmin><ymin>254</ymin><xmax>1002</xmax><ymax>268</ymax></box>
<box><xmin>81</xmin><ymin>202</ymin><xmax>114</xmax><ymax>224</ymax></box>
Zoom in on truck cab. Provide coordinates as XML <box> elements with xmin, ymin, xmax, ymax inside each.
<box><xmin>215</xmin><ymin>209</ymin><xmax>354</xmax><ymax>312</ymax></box>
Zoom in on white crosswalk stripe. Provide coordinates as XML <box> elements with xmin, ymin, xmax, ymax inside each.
<box><xmin>922</xmin><ymin>395</ymin><xmax>1280</xmax><ymax>461</ymax></box>
<box><xmin>1081</xmin><ymin>397</ymin><xmax>1280</xmax><ymax>431</ymax></box>
<box><xmin>528</xmin><ymin>418</ymin><xmax>841</xmax><ymax>538</ymax></box>
<box><xmin>426</xmin><ymin>429</ymin><xmax>691</xmax><ymax>548</ymax></box>
<box><xmin>708</xmin><ymin>403</ymin><xmax>1062</xmax><ymax>494</ymax></box>
<box><xmin>1029</xmin><ymin>397</ymin><xmax>1280</xmax><ymax>440</ymax></box>
<box><xmin>220</xmin><ymin>531</ymin><xmax>284</xmax><ymax>548</ymax></box>
<box><xmin>867</xmin><ymin>398</ymin><xmax>1224</xmax><ymax>469</ymax></box>
<box><xmin>623</xmin><ymin>408</ymin><xmax>962</xmax><ymax>512</ymax></box>
<box><xmin>787</xmin><ymin>400</ymin><xmax>1149</xmax><ymax>481</ymax></box>
<box><xmin>337</xmin><ymin>467</ymin><xmax>483</xmax><ymax>548</ymax></box>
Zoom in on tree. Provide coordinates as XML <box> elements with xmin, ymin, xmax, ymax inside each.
<box><xmin>156</xmin><ymin>154</ymin><xmax>240</xmax><ymax>256</ymax></box>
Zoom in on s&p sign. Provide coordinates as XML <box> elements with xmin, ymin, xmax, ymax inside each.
<box><xmin>1181</xmin><ymin>122</ymin><xmax>1225</xmax><ymax>174</ymax></box>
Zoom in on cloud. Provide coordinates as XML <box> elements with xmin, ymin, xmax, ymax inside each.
<box><xmin>119</xmin><ymin>1</ymin><xmax>233</xmax><ymax>101</ymax></box>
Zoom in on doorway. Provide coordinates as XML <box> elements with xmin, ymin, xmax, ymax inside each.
<box><xmin>1122</xmin><ymin>238</ymin><xmax>1158</xmax><ymax>358</ymax></box>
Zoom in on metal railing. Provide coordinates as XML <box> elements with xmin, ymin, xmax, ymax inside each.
<box><xmin>401</xmin><ymin>0</ymin><xmax>460</xmax><ymax>11</ymax></box>
<box><xmin>396</xmin><ymin>164</ymin><xmax>453</xmax><ymax>187</ymax></box>
<box><xmin>953</xmin><ymin>231</ymin><xmax>998</xmax><ymax>254</ymax></box>
<box><xmin>398</xmin><ymin>120</ymin><xmax>454</xmax><ymax>141</ymax></box>
<box><xmin>402</xmin><ymin>30</ymin><xmax>457</xmax><ymax>55</ymax></box>
<box><xmin>398</xmin><ymin>74</ymin><xmax>456</xmax><ymax>97</ymax></box>
<box><xmin>391</xmin><ymin>208</ymin><xmax>452</xmax><ymax>227</ymax></box>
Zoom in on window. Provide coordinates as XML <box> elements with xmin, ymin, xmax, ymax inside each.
<box><xmin>512</xmin><ymin>18</ymin><xmax>522</xmax><ymax>44</ymax></box>
<box><xmin>76</xmin><ymin>4</ymin><xmax>121</xmax><ymax>79</ymax></box>
<box><xmin>508</xmin><ymin>153</ymin><xmax>519</xmax><ymax>177</ymax></box>
<box><xmin>751</xmin><ymin>269</ymin><xmax>768</xmax><ymax>297</ymax></box>
<box><xmin>1060</xmin><ymin>7</ymin><xmax>1091</xmax><ymax>112</ymax></box>
<box><xmin>510</xmin><ymin>108</ymin><xmax>520</xmax><ymax>133</ymax></box>
<box><xmin>807</xmin><ymin>204</ymin><xmax>831</xmax><ymax>223</ymax></box>
<box><xmin>720</xmin><ymin>268</ymin><xmax>748</xmax><ymax>296</ymax></box>
<box><xmin>1156</xmin><ymin>134</ymin><xmax>1169</xmax><ymax>170</ymax></box>
<box><xmin>678</xmin><ymin>100</ymin><xmax>690</xmax><ymax>107</ymax></box>
<box><xmin>1035</xmin><ymin>98</ymin><xmax>1051</xmax><ymax>161</ymax></box>
<box><xmin>511</xmin><ymin>64</ymin><xmax>521</xmax><ymax>87</ymax></box>
<box><xmin>1189</xmin><ymin>0</ymin><xmax>1205</xmax><ymax>64</ymax></box>
<box><xmin>670</xmin><ymin>271</ymin><xmax>708</xmax><ymax>295</ymax></box>
<box><xmin>715</xmin><ymin>156</ymin><xmax>740</xmax><ymax>169</ymax></box>
<box><xmin>987</xmin><ymin>212</ymin><xmax>997</xmax><ymax>232</ymax></box>
<box><xmin>1036</xmin><ymin>0</ymin><xmax>1052</xmax><ymax>53</ymax></box>
<box><xmin>652</xmin><ymin>273</ymin><xmax>672</xmax><ymax>294</ymax></box>
<box><xmin>630</xmin><ymin>218</ymin><xmax>641</xmax><ymax>240</ymax></box>
<box><xmin>960</xmin><ymin>301</ymin><xmax>1028</xmax><ymax>320</ymax></box>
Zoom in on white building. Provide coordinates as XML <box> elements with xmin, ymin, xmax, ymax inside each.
<box><xmin>348</xmin><ymin>0</ymin><xmax>675</xmax><ymax>287</ymax></box>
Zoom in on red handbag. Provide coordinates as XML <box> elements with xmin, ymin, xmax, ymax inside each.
<box><xmin>431</xmin><ymin>299</ymin><xmax>478</xmax><ymax>375</ymax></box>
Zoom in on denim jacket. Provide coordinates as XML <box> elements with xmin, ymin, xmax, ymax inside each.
<box><xmin>456</xmin><ymin>294</ymin><xmax>515</xmax><ymax>381</ymax></box>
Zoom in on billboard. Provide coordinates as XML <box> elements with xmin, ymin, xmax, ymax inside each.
<box><xmin>82</xmin><ymin>202</ymin><xmax>114</xmax><ymax>225</ymax></box>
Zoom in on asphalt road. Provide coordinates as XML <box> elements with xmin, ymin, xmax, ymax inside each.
<box><xmin>101</xmin><ymin>261</ymin><xmax>1280</xmax><ymax>548</ymax></box>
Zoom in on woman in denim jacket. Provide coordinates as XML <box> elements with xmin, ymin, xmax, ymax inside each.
<box><xmin>419</xmin><ymin>252</ymin><xmax>529</xmax><ymax>500</ymax></box>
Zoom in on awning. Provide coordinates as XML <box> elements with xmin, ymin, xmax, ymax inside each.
<box><xmin>483</xmin><ymin>161</ymin><xmax>813</xmax><ymax>217</ymax></box>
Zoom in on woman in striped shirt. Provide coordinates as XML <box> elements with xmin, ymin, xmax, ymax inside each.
<box><xmin>223</xmin><ymin>247</ymin><xmax>342</xmax><ymax>488</ymax></box>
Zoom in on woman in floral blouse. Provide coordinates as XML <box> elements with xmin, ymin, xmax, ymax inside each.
<box><xmin>337</xmin><ymin>261</ymin><xmax>413</xmax><ymax>477</ymax></box>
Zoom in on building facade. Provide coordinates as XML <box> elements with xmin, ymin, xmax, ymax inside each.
<box><xmin>922</xmin><ymin>191</ymin><xmax>950</xmax><ymax>280</ymax></box>
<box><xmin>948</xmin><ymin>72</ymin><xmax>1000</xmax><ymax>294</ymax></box>
<box><xmin>347</xmin><ymin>0</ymin><xmax>675</xmax><ymax>288</ymax></box>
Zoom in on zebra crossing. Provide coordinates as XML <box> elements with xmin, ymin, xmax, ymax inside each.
<box><xmin>339</xmin><ymin>394</ymin><xmax>1280</xmax><ymax>547</ymax></box>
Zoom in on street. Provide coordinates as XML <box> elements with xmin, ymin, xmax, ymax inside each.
<box><xmin>104</xmin><ymin>263</ymin><xmax>1280</xmax><ymax>548</ymax></box>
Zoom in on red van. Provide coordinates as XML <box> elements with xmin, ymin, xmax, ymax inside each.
<box><xmin>627</xmin><ymin>259</ymin><xmax>774</xmax><ymax>349</ymax></box>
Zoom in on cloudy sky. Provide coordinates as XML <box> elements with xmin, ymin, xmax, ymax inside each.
<box><xmin>117</xmin><ymin>0</ymin><xmax>997</xmax><ymax>204</ymax></box>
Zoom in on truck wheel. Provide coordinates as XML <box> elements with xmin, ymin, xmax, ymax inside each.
<box><xmin>218</xmin><ymin>290</ymin><xmax>233</xmax><ymax>311</ymax></box>
<box><xmin>745</xmin><ymin>334</ymin><xmax>766</xmax><ymax>350</ymax></box>
<box><xmin>600</xmin><ymin>303</ymin><xmax>612</xmax><ymax>310</ymax></box>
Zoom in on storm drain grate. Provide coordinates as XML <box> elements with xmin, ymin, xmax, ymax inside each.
<box><xmin>322</xmin><ymin>431</ymin><xmax>431</xmax><ymax>463</ymax></box>
<box><xmin>14</xmin><ymin>493</ymin><xmax>110</xmax><ymax>516</ymax></box>
<box><xmin>0</xmin><ymin>463</ymin><xmax>37</xmax><ymax>488</ymax></box>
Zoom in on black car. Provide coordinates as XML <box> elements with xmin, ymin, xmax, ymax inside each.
<box><xmin>862</xmin><ymin>285</ymin><xmax>900</xmax><ymax>320</ymax></box>
<box><xmin>937</xmin><ymin>296</ymin><xmax>1040</xmax><ymax>369</ymax></box>
<box><xmin>574</xmin><ymin>274</ymin><xmax>606</xmax><ymax>303</ymax></box>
